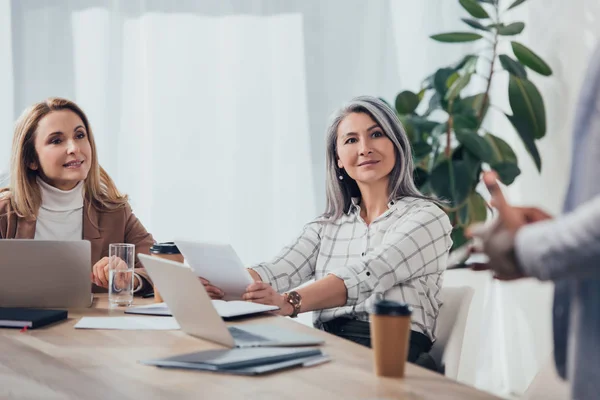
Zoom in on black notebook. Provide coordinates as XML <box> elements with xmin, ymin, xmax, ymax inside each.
<box><xmin>0</xmin><ymin>308</ymin><xmax>68</xmax><ymax>329</ymax></box>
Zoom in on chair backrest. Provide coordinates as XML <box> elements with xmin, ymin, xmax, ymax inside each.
<box><xmin>430</xmin><ymin>286</ymin><xmax>474</xmax><ymax>379</ymax></box>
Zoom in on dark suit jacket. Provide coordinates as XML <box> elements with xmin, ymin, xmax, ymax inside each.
<box><xmin>0</xmin><ymin>196</ymin><xmax>154</xmax><ymax>295</ymax></box>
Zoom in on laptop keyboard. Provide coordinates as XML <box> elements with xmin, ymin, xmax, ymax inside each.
<box><xmin>228</xmin><ymin>327</ymin><xmax>270</xmax><ymax>343</ymax></box>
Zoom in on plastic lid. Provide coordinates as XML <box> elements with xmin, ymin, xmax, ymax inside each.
<box><xmin>373</xmin><ymin>300</ymin><xmax>412</xmax><ymax>316</ymax></box>
<box><xmin>149</xmin><ymin>242</ymin><xmax>181</xmax><ymax>255</ymax></box>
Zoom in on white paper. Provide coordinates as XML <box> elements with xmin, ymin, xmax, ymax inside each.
<box><xmin>211</xmin><ymin>300</ymin><xmax>279</xmax><ymax>318</ymax></box>
<box><xmin>175</xmin><ymin>240</ymin><xmax>254</xmax><ymax>300</ymax></box>
<box><xmin>74</xmin><ymin>316</ymin><xmax>180</xmax><ymax>330</ymax></box>
<box><xmin>125</xmin><ymin>301</ymin><xmax>279</xmax><ymax>318</ymax></box>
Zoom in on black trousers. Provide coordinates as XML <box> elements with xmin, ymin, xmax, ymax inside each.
<box><xmin>321</xmin><ymin>317</ymin><xmax>439</xmax><ymax>372</ymax></box>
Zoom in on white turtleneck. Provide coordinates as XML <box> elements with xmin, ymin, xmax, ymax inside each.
<box><xmin>34</xmin><ymin>177</ymin><xmax>84</xmax><ymax>240</ymax></box>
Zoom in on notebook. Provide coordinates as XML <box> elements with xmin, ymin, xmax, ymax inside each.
<box><xmin>125</xmin><ymin>301</ymin><xmax>279</xmax><ymax>319</ymax></box>
<box><xmin>140</xmin><ymin>347</ymin><xmax>327</xmax><ymax>375</ymax></box>
<box><xmin>0</xmin><ymin>308</ymin><xmax>68</xmax><ymax>329</ymax></box>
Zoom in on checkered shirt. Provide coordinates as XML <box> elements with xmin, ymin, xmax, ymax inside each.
<box><xmin>251</xmin><ymin>197</ymin><xmax>453</xmax><ymax>341</ymax></box>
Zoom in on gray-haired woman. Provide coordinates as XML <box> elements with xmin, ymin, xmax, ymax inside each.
<box><xmin>205</xmin><ymin>96</ymin><xmax>452</xmax><ymax>369</ymax></box>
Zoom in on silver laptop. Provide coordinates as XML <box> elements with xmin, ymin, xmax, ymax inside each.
<box><xmin>138</xmin><ymin>254</ymin><xmax>323</xmax><ymax>348</ymax></box>
<box><xmin>0</xmin><ymin>240</ymin><xmax>93</xmax><ymax>308</ymax></box>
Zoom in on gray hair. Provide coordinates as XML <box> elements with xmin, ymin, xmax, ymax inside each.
<box><xmin>323</xmin><ymin>95</ymin><xmax>433</xmax><ymax>220</ymax></box>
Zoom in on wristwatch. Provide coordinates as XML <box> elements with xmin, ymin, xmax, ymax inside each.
<box><xmin>284</xmin><ymin>291</ymin><xmax>302</xmax><ymax>318</ymax></box>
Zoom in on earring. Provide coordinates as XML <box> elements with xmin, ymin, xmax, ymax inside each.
<box><xmin>338</xmin><ymin>174</ymin><xmax>344</xmax><ymax>180</ymax></box>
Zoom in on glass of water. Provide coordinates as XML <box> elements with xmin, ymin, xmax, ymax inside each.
<box><xmin>108</xmin><ymin>243</ymin><xmax>135</xmax><ymax>307</ymax></box>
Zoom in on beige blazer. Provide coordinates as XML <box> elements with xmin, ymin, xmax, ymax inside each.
<box><xmin>0</xmin><ymin>197</ymin><xmax>154</xmax><ymax>295</ymax></box>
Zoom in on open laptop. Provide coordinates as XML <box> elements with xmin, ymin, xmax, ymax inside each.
<box><xmin>0</xmin><ymin>240</ymin><xmax>92</xmax><ymax>308</ymax></box>
<box><xmin>138</xmin><ymin>254</ymin><xmax>323</xmax><ymax>348</ymax></box>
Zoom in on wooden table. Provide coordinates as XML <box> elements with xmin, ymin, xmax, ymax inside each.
<box><xmin>0</xmin><ymin>295</ymin><xmax>501</xmax><ymax>400</ymax></box>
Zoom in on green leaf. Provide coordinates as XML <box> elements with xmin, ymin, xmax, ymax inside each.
<box><xmin>468</xmin><ymin>192</ymin><xmax>488</xmax><ymax>223</ymax></box>
<box><xmin>395</xmin><ymin>91</ymin><xmax>420</xmax><ymax>114</ymax></box>
<box><xmin>491</xmin><ymin>162</ymin><xmax>521</xmax><ymax>185</ymax></box>
<box><xmin>398</xmin><ymin>115</ymin><xmax>416</xmax><ymax>143</ymax></box>
<box><xmin>462</xmin><ymin>56</ymin><xmax>479</xmax><ymax>74</ymax></box>
<box><xmin>420</xmin><ymin>181</ymin><xmax>433</xmax><ymax>196</ymax></box>
<box><xmin>413</xmin><ymin>167</ymin><xmax>429</xmax><ymax>188</ymax></box>
<box><xmin>507</xmin><ymin>0</ymin><xmax>528</xmax><ymax>11</ymax></box>
<box><xmin>453</xmin><ymin>113</ymin><xmax>479</xmax><ymax>131</ymax></box>
<box><xmin>430</xmin><ymin>159</ymin><xmax>472</xmax><ymax>206</ymax></box>
<box><xmin>431</xmin><ymin>123</ymin><xmax>447</xmax><ymax>139</ymax></box>
<box><xmin>445</xmin><ymin>73</ymin><xmax>472</xmax><ymax>102</ymax></box>
<box><xmin>409</xmin><ymin>116</ymin><xmax>439</xmax><ymax>134</ymax></box>
<box><xmin>424</xmin><ymin>92</ymin><xmax>442</xmax><ymax>116</ymax></box>
<box><xmin>451</xmin><ymin>226</ymin><xmax>469</xmax><ymax>250</ymax></box>
<box><xmin>455</xmin><ymin>129</ymin><xmax>494</xmax><ymax>163</ymax></box>
<box><xmin>458</xmin><ymin>191</ymin><xmax>488</xmax><ymax>226</ymax></box>
<box><xmin>454</xmin><ymin>55</ymin><xmax>478</xmax><ymax>72</ymax></box>
<box><xmin>459</xmin><ymin>0</ymin><xmax>490</xmax><ymax>18</ymax></box>
<box><xmin>506</xmin><ymin>113</ymin><xmax>542</xmax><ymax>171</ymax></box>
<box><xmin>446</xmin><ymin>72</ymin><xmax>460</xmax><ymax>89</ymax></box>
<box><xmin>412</xmin><ymin>141</ymin><xmax>433</xmax><ymax>161</ymax></box>
<box><xmin>461</xmin><ymin>18</ymin><xmax>490</xmax><ymax>31</ymax></box>
<box><xmin>461</xmin><ymin>147</ymin><xmax>483</xmax><ymax>181</ymax></box>
<box><xmin>457</xmin><ymin>93</ymin><xmax>487</xmax><ymax>117</ymax></box>
<box><xmin>431</xmin><ymin>32</ymin><xmax>483</xmax><ymax>43</ymax></box>
<box><xmin>484</xmin><ymin>133</ymin><xmax>518</xmax><ymax>165</ymax></box>
<box><xmin>508</xmin><ymin>75</ymin><xmax>546</xmax><ymax>139</ymax></box>
<box><xmin>497</xmin><ymin>22</ymin><xmax>525</xmax><ymax>35</ymax></box>
<box><xmin>511</xmin><ymin>42</ymin><xmax>553</xmax><ymax>76</ymax></box>
<box><xmin>433</xmin><ymin>68</ymin><xmax>456</xmax><ymax>96</ymax></box>
<box><xmin>499</xmin><ymin>55</ymin><xmax>527</xmax><ymax>78</ymax></box>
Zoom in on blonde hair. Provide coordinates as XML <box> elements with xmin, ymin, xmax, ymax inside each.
<box><xmin>0</xmin><ymin>97</ymin><xmax>128</xmax><ymax>219</ymax></box>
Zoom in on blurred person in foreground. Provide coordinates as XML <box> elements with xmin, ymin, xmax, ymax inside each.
<box><xmin>468</xmin><ymin>43</ymin><xmax>600</xmax><ymax>400</ymax></box>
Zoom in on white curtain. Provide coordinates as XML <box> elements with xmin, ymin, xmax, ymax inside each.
<box><xmin>0</xmin><ymin>0</ymin><xmax>595</xmax><ymax>397</ymax></box>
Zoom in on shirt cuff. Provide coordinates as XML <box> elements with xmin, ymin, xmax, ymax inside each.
<box><xmin>328</xmin><ymin>263</ymin><xmax>375</xmax><ymax>306</ymax></box>
<box><xmin>515</xmin><ymin>220</ymin><xmax>554</xmax><ymax>281</ymax></box>
<box><xmin>133</xmin><ymin>272</ymin><xmax>144</xmax><ymax>293</ymax></box>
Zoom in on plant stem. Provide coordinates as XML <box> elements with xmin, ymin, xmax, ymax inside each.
<box><xmin>445</xmin><ymin>115</ymin><xmax>453</xmax><ymax>157</ymax></box>
<box><xmin>478</xmin><ymin>3</ymin><xmax>501</xmax><ymax>122</ymax></box>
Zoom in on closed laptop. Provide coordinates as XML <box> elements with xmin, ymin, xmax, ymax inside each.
<box><xmin>0</xmin><ymin>240</ymin><xmax>92</xmax><ymax>308</ymax></box>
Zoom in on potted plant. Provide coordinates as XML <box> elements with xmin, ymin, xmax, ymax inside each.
<box><xmin>391</xmin><ymin>0</ymin><xmax>552</xmax><ymax>248</ymax></box>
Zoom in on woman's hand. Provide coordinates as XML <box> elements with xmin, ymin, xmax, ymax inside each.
<box><xmin>91</xmin><ymin>257</ymin><xmax>110</xmax><ymax>288</ymax></box>
<box><xmin>242</xmin><ymin>282</ymin><xmax>292</xmax><ymax>316</ymax></box>
<box><xmin>92</xmin><ymin>256</ymin><xmax>140</xmax><ymax>290</ymax></box>
<box><xmin>199</xmin><ymin>278</ymin><xmax>225</xmax><ymax>300</ymax></box>
<box><xmin>247</xmin><ymin>268</ymin><xmax>263</xmax><ymax>282</ymax></box>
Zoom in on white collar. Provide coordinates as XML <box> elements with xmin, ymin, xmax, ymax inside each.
<box><xmin>37</xmin><ymin>177</ymin><xmax>84</xmax><ymax>212</ymax></box>
<box><xmin>349</xmin><ymin>197</ymin><xmax>398</xmax><ymax>214</ymax></box>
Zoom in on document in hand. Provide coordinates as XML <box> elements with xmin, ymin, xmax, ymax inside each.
<box><xmin>125</xmin><ymin>301</ymin><xmax>279</xmax><ymax>319</ymax></box>
<box><xmin>140</xmin><ymin>347</ymin><xmax>329</xmax><ymax>375</ymax></box>
<box><xmin>175</xmin><ymin>240</ymin><xmax>254</xmax><ymax>300</ymax></box>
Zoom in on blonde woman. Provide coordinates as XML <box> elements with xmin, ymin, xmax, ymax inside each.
<box><xmin>0</xmin><ymin>98</ymin><xmax>154</xmax><ymax>295</ymax></box>
<box><xmin>203</xmin><ymin>96</ymin><xmax>453</xmax><ymax>369</ymax></box>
